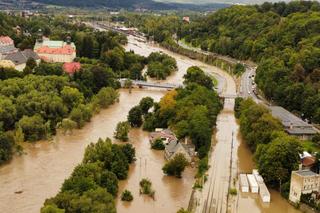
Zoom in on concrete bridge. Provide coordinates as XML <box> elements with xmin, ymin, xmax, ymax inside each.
<box><xmin>220</xmin><ymin>94</ymin><xmax>239</xmax><ymax>99</ymax></box>
<box><xmin>119</xmin><ymin>79</ymin><xmax>182</xmax><ymax>89</ymax></box>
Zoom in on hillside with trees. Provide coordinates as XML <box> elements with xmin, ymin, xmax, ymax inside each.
<box><xmin>177</xmin><ymin>1</ymin><xmax>320</xmax><ymax>124</ymax></box>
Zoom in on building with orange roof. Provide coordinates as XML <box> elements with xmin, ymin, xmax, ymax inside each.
<box><xmin>34</xmin><ymin>38</ymin><xmax>76</xmax><ymax>63</ymax></box>
<box><xmin>0</xmin><ymin>36</ymin><xmax>18</xmax><ymax>59</ymax></box>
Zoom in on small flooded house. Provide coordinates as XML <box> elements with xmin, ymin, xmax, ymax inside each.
<box><xmin>149</xmin><ymin>129</ymin><xmax>195</xmax><ymax>162</ymax></box>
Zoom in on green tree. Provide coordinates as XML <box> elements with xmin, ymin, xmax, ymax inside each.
<box><xmin>139</xmin><ymin>97</ymin><xmax>154</xmax><ymax>114</ymax></box>
<box><xmin>18</xmin><ymin>114</ymin><xmax>47</xmax><ymax>142</ymax></box>
<box><xmin>41</xmin><ymin>204</ymin><xmax>65</xmax><ymax>213</ymax></box>
<box><xmin>61</xmin><ymin>86</ymin><xmax>84</xmax><ymax>111</ymax></box>
<box><xmin>114</xmin><ymin>121</ymin><xmax>130</xmax><ymax>142</ymax></box>
<box><xmin>0</xmin><ymin>96</ymin><xmax>16</xmax><ymax>130</ymax></box>
<box><xmin>0</xmin><ymin>131</ymin><xmax>15</xmax><ymax>164</ymax></box>
<box><xmin>59</xmin><ymin>118</ymin><xmax>77</xmax><ymax>134</ymax></box>
<box><xmin>162</xmin><ymin>153</ymin><xmax>189</xmax><ymax>178</ymax></box>
<box><xmin>128</xmin><ymin>106</ymin><xmax>143</xmax><ymax>127</ymax></box>
<box><xmin>255</xmin><ymin>133</ymin><xmax>302</xmax><ymax>186</ymax></box>
<box><xmin>121</xmin><ymin>190</ymin><xmax>133</xmax><ymax>202</ymax></box>
<box><xmin>183</xmin><ymin>66</ymin><xmax>213</xmax><ymax>89</ymax></box>
<box><xmin>151</xmin><ymin>138</ymin><xmax>165</xmax><ymax>150</ymax></box>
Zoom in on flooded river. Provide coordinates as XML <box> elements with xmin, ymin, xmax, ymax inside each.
<box><xmin>0</xmin><ymin>35</ymin><xmax>300</xmax><ymax>213</ymax></box>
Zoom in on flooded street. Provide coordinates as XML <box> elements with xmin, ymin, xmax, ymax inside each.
<box><xmin>0</xmin><ymin>34</ymin><xmax>300</xmax><ymax>213</ymax></box>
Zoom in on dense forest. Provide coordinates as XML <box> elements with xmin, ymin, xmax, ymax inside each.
<box><xmin>177</xmin><ymin>1</ymin><xmax>320</xmax><ymax>124</ymax></box>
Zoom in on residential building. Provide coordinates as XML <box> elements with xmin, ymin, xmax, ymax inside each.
<box><xmin>149</xmin><ymin>129</ymin><xmax>195</xmax><ymax>162</ymax></box>
<box><xmin>164</xmin><ymin>139</ymin><xmax>195</xmax><ymax>163</ymax></box>
<box><xmin>289</xmin><ymin>170</ymin><xmax>320</xmax><ymax>203</ymax></box>
<box><xmin>4</xmin><ymin>49</ymin><xmax>40</xmax><ymax>71</ymax></box>
<box><xmin>0</xmin><ymin>36</ymin><xmax>18</xmax><ymax>59</ymax></box>
<box><xmin>34</xmin><ymin>38</ymin><xmax>76</xmax><ymax>63</ymax></box>
<box><xmin>149</xmin><ymin>129</ymin><xmax>177</xmax><ymax>145</ymax></box>
<box><xmin>269</xmin><ymin>106</ymin><xmax>319</xmax><ymax>140</ymax></box>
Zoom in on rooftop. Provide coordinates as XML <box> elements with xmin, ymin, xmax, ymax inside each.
<box><xmin>0</xmin><ymin>36</ymin><xmax>14</xmax><ymax>45</ymax></box>
<box><xmin>294</xmin><ymin>170</ymin><xmax>319</xmax><ymax>177</ymax></box>
<box><xmin>4</xmin><ymin>49</ymin><xmax>39</xmax><ymax>65</ymax></box>
<box><xmin>269</xmin><ymin>106</ymin><xmax>318</xmax><ymax>135</ymax></box>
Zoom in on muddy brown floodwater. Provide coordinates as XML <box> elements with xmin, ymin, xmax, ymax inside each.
<box><xmin>235</xmin><ymin>132</ymin><xmax>301</xmax><ymax>213</ymax></box>
<box><xmin>0</xmin><ymin>34</ymin><xmax>301</xmax><ymax>213</ymax></box>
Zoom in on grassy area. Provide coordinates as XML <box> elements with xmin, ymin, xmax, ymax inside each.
<box><xmin>179</xmin><ymin>38</ymin><xmax>200</xmax><ymax>49</ymax></box>
<box><xmin>301</xmin><ymin>140</ymin><xmax>320</xmax><ymax>153</ymax></box>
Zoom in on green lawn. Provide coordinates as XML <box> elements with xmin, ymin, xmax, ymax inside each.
<box><xmin>301</xmin><ymin>140</ymin><xmax>320</xmax><ymax>153</ymax></box>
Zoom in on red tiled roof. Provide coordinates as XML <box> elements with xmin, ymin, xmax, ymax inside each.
<box><xmin>35</xmin><ymin>45</ymin><xmax>75</xmax><ymax>55</ymax></box>
<box><xmin>302</xmin><ymin>156</ymin><xmax>316</xmax><ymax>167</ymax></box>
<box><xmin>0</xmin><ymin>36</ymin><xmax>14</xmax><ymax>45</ymax></box>
<box><xmin>63</xmin><ymin>62</ymin><xmax>81</xmax><ymax>74</ymax></box>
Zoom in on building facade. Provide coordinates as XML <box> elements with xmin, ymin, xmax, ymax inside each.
<box><xmin>34</xmin><ymin>39</ymin><xmax>76</xmax><ymax>63</ymax></box>
<box><xmin>4</xmin><ymin>49</ymin><xmax>40</xmax><ymax>71</ymax></box>
<box><xmin>289</xmin><ymin>170</ymin><xmax>320</xmax><ymax>203</ymax></box>
<box><xmin>0</xmin><ymin>36</ymin><xmax>18</xmax><ymax>59</ymax></box>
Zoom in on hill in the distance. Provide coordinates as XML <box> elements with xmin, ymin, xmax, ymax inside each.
<box><xmin>31</xmin><ymin>0</ymin><xmax>230</xmax><ymax>10</ymax></box>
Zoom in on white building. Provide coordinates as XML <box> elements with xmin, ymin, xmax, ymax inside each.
<box><xmin>289</xmin><ymin>170</ymin><xmax>320</xmax><ymax>203</ymax></box>
<box><xmin>34</xmin><ymin>39</ymin><xmax>76</xmax><ymax>63</ymax></box>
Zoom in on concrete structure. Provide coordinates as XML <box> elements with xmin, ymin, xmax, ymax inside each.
<box><xmin>270</xmin><ymin>106</ymin><xmax>319</xmax><ymax>140</ymax></box>
<box><xmin>247</xmin><ymin>174</ymin><xmax>259</xmax><ymax>193</ymax></box>
<box><xmin>34</xmin><ymin>39</ymin><xmax>76</xmax><ymax>63</ymax></box>
<box><xmin>259</xmin><ymin>182</ymin><xmax>271</xmax><ymax>203</ymax></box>
<box><xmin>240</xmin><ymin>174</ymin><xmax>249</xmax><ymax>192</ymax></box>
<box><xmin>4</xmin><ymin>49</ymin><xmax>40</xmax><ymax>71</ymax></box>
<box><xmin>289</xmin><ymin>170</ymin><xmax>320</xmax><ymax>203</ymax></box>
<box><xmin>119</xmin><ymin>78</ymin><xmax>181</xmax><ymax>89</ymax></box>
<box><xmin>0</xmin><ymin>36</ymin><xmax>17</xmax><ymax>59</ymax></box>
<box><xmin>252</xmin><ymin>169</ymin><xmax>271</xmax><ymax>203</ymax></box>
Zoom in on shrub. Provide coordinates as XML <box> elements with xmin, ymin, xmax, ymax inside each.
<box><xmin>121</xmin><ymin>190</ymin><xmax>133</xmax><ymax>202</ymax></box>
<box><xmin>162</xmin><ymin>153</ymin><xmax>189</xmax><ymax>178</ymax></box>
<box><xmin>151</xmin><ymin>138</ymin><xmax>165</xmax><ymax>150</ymax></box>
